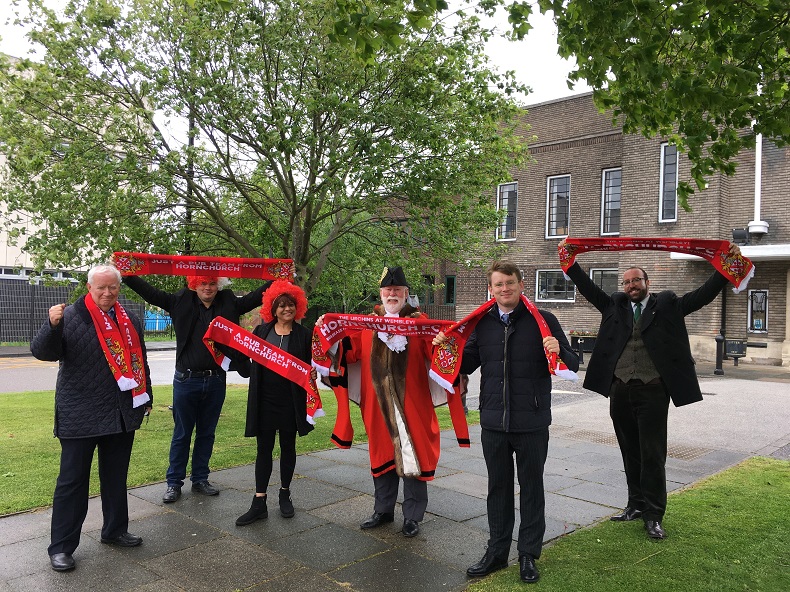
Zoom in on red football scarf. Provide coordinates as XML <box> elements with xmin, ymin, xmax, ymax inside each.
<box><xmin>558</xmin><ymin>238</ymin><xmax>755</xmax><ymax>293</ymax></box>
<box><xmin>84</xmin><ymin>295</ymin><xmax>150</xmax><ymax>408</ymax></box>
<box><xmin>311</xmin><ymin>313</ymin><xmax>455</xmax><ymax>377</ymax></box>
<box><xmin>429</xmin><ymin>296</ymin><xmax>578</xmax><ymax>392</ymax></box>
<box><xmin>203</xmin><ymin>317</ymin><xmax>324</xmax><ymax>425</ymax></box>
<box><xmin>114</xmin><ymin>252</ymin><xmax>295</xmax><ymax>281</ymax></box>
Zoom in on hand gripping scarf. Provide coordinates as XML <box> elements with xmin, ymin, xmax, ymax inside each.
<box><xmin>84</xmin><ymin>295</ymin><xmax>150</xmax><ymax>408</ymax></box>
<box><xmin>429</xmin><ymin>296</ymin><xmax>578</xmax><ymax>392</ymax></box>
<box><xmin>558</xmin><ymin>238</ymin><xmax>755</xmax><ymax>293</ymax></box>
<box><xmin>203</xmin><ymin>317</ymin><xmax>324</xmax><ymax>425</ymax></box>
<box><xmin>113</xmin><ymin>252</ymin><xmax>295</xmax><ymax>281</ymax></box>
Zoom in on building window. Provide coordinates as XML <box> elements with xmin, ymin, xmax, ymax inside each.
<box><xmin>546</xmin><ymin>175</ymin><xmax>570</xmax><ymax>238</ymax></box>
<box><xmin>591</xmin><ymin>269</ymin><xmax>618</xmax><ymax>295</ymax></box>
<box><xmin>444</xmin><ymin>275</ymin><xmax>456</xmax><ymax>305</ymax></box>
<box><xmin>748</xmin><ymin>290</ymin><xmax>768</xmax><ymax>333</ymax></box>
<box><xmin>659</xmin><ymin>143</ymin><xmax>678</xmax><ymax>222</ymax></box>
<box><xmin>496</xmin><ymin>182</ymin><xmax>517</xmax><ymax>241</ymax></box>
<box><xmin>601</xmin><ymin>168</ymin><xmax>621</xmax><ymax>235</ymax></box>
<box><xmin>536</xmin><ymin>270</ymin><xmax>575</xmax><ymax>302</ymax></box>
<box><xmin>422</xmin><ymin>275</ymin><xmax>436</xmax><ymax>305</ymax></box>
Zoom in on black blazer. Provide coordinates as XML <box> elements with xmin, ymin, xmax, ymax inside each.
<box><xmin>567</xmin><ymin>262</ymin><xmax>728</xmax><ymax>407</ymax></box>
<box><xmin>244</xmin><ymin>320</ymin><xmax>314</xmax><ymax>437</ymax></box>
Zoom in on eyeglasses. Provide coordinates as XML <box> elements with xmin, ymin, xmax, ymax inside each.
<box><xmin>622</xmin><ymin>277</ymin><xmax>645</xmax><ymax>286</ymax></box>
<box><xmin>491</xmin><ymin>280</ymin><xmax>520</xmax><ymax>289</ymax></box>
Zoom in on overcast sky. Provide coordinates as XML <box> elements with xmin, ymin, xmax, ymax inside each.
<box><xmin>0</xmin><ymin>2</ymin><xmax>590</xmax><ymax>106</ymax></box>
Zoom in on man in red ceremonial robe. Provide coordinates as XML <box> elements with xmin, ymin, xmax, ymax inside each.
<box><xmin>321</xmin><ymin>266</ymin><xmax>446</xmax><ymax>538</ymax></box>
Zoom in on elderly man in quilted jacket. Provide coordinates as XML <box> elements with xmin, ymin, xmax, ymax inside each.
<box><xmin>32</xmin><ymin>264</ymin><xmax>152</xmax><ymax>573</ymax></box>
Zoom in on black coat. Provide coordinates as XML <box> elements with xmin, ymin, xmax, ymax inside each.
<box><xmin>30</xmin><ymin>297</ymin><xmax>152</xmax><ymax>438</ymax></box>
<box><xmin>124</xmin><ymin>275</ymin><xmax>269</xmax><ymax>375</ymax></box>
<box><xmin>244</xmin><ymin>320</ymin><xmax>315</xmax><ymax>437</ymax></box>
<box><xmin>567</xmin><ymin>262</ymin><xmax>728</xmax><ymax>407</ymax></box>
<box><xmin>460</xmin><ymin>301</ymin><xmax>579</xmax><ymax>432</ymax></box>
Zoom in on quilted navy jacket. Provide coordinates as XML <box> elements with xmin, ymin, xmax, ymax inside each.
<box><xmin>459</xmin><ymin>301</ymin><xmax>578</xmax><ymax>433</ymax></box>
<box><xmin>31</xmin><ymin>297</ymin><xmax>152</xmax><ymax>438</ymax></box>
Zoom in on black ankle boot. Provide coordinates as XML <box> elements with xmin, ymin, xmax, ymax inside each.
<box><xmin>279</xmin><ymin>488</ymin><xmax>295</xmax><ymax>518</ymax></box>
<box><xmin>236</xmin><ymin>495</ymin><xmax>267</xmax><ymax>526</ymax></box>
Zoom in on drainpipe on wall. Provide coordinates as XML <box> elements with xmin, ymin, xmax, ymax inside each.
<box><xmin>748</xmin><ymin>132</ymin><xmax>769</xmax><ymax>236</ymax></box>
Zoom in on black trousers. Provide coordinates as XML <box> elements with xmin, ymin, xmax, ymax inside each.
<box><xmin>481</xmin><ymin>427</ymin><xmax>549</xmax><ymax>560</ymax></box>
<box><xmin>255</xmin><ymin>429</ymin><xmax>297</xmax><ymax>492</ymax></box>
<box><xmin>372</xmin><ymin>470</ymin><xmax>428</xmax><ymax>522</ymax></box>
<box><xmin>49</xmin><ymin>431</ymin><xmax>136</xmax><ymax>556</ymax></box>
<box><xmin>609</xmin><ymin>380</ymin><xmax>670</xmax><ymax>521</ymax></box>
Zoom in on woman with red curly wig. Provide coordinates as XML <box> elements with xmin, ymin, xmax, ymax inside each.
<box><xmin>236</xmin><ymin>280</ymin><xmax>314</xmax><ymax>525</ymax></box>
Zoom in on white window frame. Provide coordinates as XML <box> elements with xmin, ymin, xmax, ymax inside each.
<box><xmin>600</xmin><ymin>168</ymin><xmax>621</xmax><ymax>236</ymax></box>
<box><xmin>590</xmin><ymin>268</ymin><xmax>619</xmax><ymax>295</ymax></box>
<box><xmin>545</xmin><ymin>175</ymin><xmax>571</xmax><ymax>239</ymax></box>
<box><xmin>535</xmin><ymin>269</ymin><xmax>576</xmax><ymax>302</ymax></box>
<box><xmin>659</xmin><ymin>143</ymin><xmax>678</xmax><ymax>223</ymax></box>
<box><xmin>496</xmin><ymin>182</ymin><xmax>517</xmax><ymax>242</ymax></box>
<box><xmin>747</xmin><ymin>289</ymin><xmax>768</xmax><ymax>334</ymax></box>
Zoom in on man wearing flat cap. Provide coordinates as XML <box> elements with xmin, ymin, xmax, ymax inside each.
<box><xmin>318</xmin><ymin>266</ymin><xmax>443</xmax><ymax>537</ymax></box>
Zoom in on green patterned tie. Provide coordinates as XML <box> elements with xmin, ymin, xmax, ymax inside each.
<box><xmin>634</xmin><ymin>302</ymin><xmax>642</xmax><ymax>323</ymax></box>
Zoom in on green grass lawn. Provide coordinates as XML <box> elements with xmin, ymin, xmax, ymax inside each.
<box><xmin>469</xmin><ymin>456</ymin><xmax>790</xmax><ymax>592</ymax></box>
<box><xmin>0</xmin><ymin>385</ymin><xmax>474</xmax><ymax>515</ymax></box>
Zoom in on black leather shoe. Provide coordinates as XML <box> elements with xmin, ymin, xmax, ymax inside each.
<box><xmin>610</xmin><ymin>507</ymin><xmax>643</xmax><ymax>521</ymax></box>
<box><xmin>466</xmin><ymin>549</ymin><xmax>508</xmax><ymax>577</ymax></box>
<box><xmin>402</xmin><ymin>519</ymin><xmax>420</xmax><ymax>537</ymax></box>
<box><xmin>100</xmin><ymin>532</ymin><xmax>143</xmax><ymax>547</ymax></box>
<box><xmin>360</xmin><ymin>511</ymin><xmax>394</xmax><ymax>529</ymax></box>
<box><xmin>519</xmin><ymin>555</ymin><xmax>540</xmax><ymax>583</ymax></box>
<box><xmin>645</xmin><ymin>520</ymin><xmax>667</xmax><ymax>539</ymax></box>
<box><xmin>50</xmin><ymin>552</ymin><xmax>75</xmax><ymax>572</ymax></box>
<box><xmin>192</xmin><ymin>481</ymin><xmax>220</xmax><ymax>496</ymax></box>
<box><xmin>162</xmin><ymin>485</ymin><xmax>181</xmax><ymax>503</ymax></box>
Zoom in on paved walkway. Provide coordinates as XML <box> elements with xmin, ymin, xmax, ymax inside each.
<box><xmin>1</xmin><ymin>354</ymin><xmax>788</xmax><ymax>591</ymax></box>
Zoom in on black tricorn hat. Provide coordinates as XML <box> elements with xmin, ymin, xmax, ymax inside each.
<box><xmin>379</xmin><ymin>266</ymin><xmax>410</xmax><ymax>288</ymax></box>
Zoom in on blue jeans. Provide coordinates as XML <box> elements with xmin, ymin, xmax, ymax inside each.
<box><xmin>166</xmin><ymin>372</ymin><xmax>226</xmax><ymax>487</ymax></box>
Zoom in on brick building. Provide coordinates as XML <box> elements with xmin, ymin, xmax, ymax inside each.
<box><xmin>451</xmin><ymin>93</ymin><xmax>790</xmax><ymax>367</ymax></box>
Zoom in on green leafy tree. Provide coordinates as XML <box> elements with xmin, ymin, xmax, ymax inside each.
<box><xmin>319</xmin><ymin>0</ymin><xmax>789</xmax><ymax>206</ymax></box>
<box><xmin>540</xmin><ymin>0</ymin><xmax>790</xmax><ymax>206</ymax></box>
<box><xmin>0</xmin><ymin>0</ymin><xmax>528</xmax><ymax>292</ymax></box>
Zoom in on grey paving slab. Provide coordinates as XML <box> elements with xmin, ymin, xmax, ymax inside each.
<box><xmin>562</xmin><ymin>450</ymin><xmax>628</xmax><ymax>472</ymax></box>
<box><xmin>330</xmin><ymin>548</ymin><xmax>468</xmax><ymax>592</ymax></box>
<box><xmin>273</xmin><ymin>522</ymin><xmax>390</xmax><ymax>573</ymax></box>
<box><xmin>289</xmin><ymin>477</ymin><xmax>361</xmax><ymax>511</ymax></box>
<box><xmin>128</xmin><ymin>579</ymin><xmax>189</xmax><ymax>592</ymax></box>
<box><xmin>144</xmin><ymin>536</ymin><xmax>299</xmax><ymax>592</ymax></box>
<box><xmin>388</xmin><ymin>515</ymin><xmax>489</xmax><ymax>571</ymax></box>
<box><xmin>91</xmin><ymin>512</ymin><xmax>223</xmax><ymax>561</ymax></box>
<box><xmin>207</xmin><ymin>463</ymin><xmax>278</xmax><ymax>491</ymax></box>
<box><xmin>0</xmin><ymin>510</ymin><xmax>50</xmax><ymax>546</ymax></box>
<box><xmin>543</xmin><ymin>474</ymin><xmax>585</xmax><ymax>493</ymax></box>
<box><xmin>7</xmin><ymin>553</ymin><xmax>160</xmax><ymax>592</ymax></box>
<box><xmin>0</xmin><ymin>535</ymin><xmax>50</xmax><ymax>581</ymax></box>
<box><xmin>308</xmin><ymin>462</ymin><xmax>375</xmax><ymax>488</ymax></box>
<box><xmin>247</xmin><ymin>566</ymin><xmax>359</xmax><ymax>592</ymax></box>
<box><xmin>421</xmin><ymin>487</ymin><xmax>487</xmax><ymax>522</ymax></box>
<box><xmin>291</xmin><ymin>453</ymin><xmax>345</xmax><ymax>474</ymax></box>
<box><xmin>555</xmin><ymin>481</ymin><xmax>625</xmax><ymax>508</ymax></box>
<box><xmin>577</xmin><ymin>467</ymin><xmax>628</xmax><ymax>488</ymax></box>
<box><xmin>230</xmin><ymin>508</ymin><xmax>329</xmax><ymax>545</ymax></box>
<box><xmin>437</xmin><ymin>455</ymin><xmax>490</xmax><ymax>478</ymax></box>
<box><xmin>429</xmin><ymin>471</ymin><xmax>488</xmax><ymax>499</ymax></box>
<box><xmin>307</xmin><ymin>446</ymin><xmax>371</xmax><ymax>467</ymax></box>
<box><xmin>543</xmin><ymin>456</ymin><xmax>601</xmax><ymax>478</ymax></box>
<box><xmin>544</xmin><ymin>491</ymin><xmax>614</xmax><ymax>524</ymax></box>
<box><xmin>309</xmin><ymin>494</ymin><xmax>385</xmax><ymax>530</ymax></box>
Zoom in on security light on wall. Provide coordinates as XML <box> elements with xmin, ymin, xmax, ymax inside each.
<box><xmin>732</xmin><ymin>228</ymin><xmax>750</xmax><ymax>246</ymax></box>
